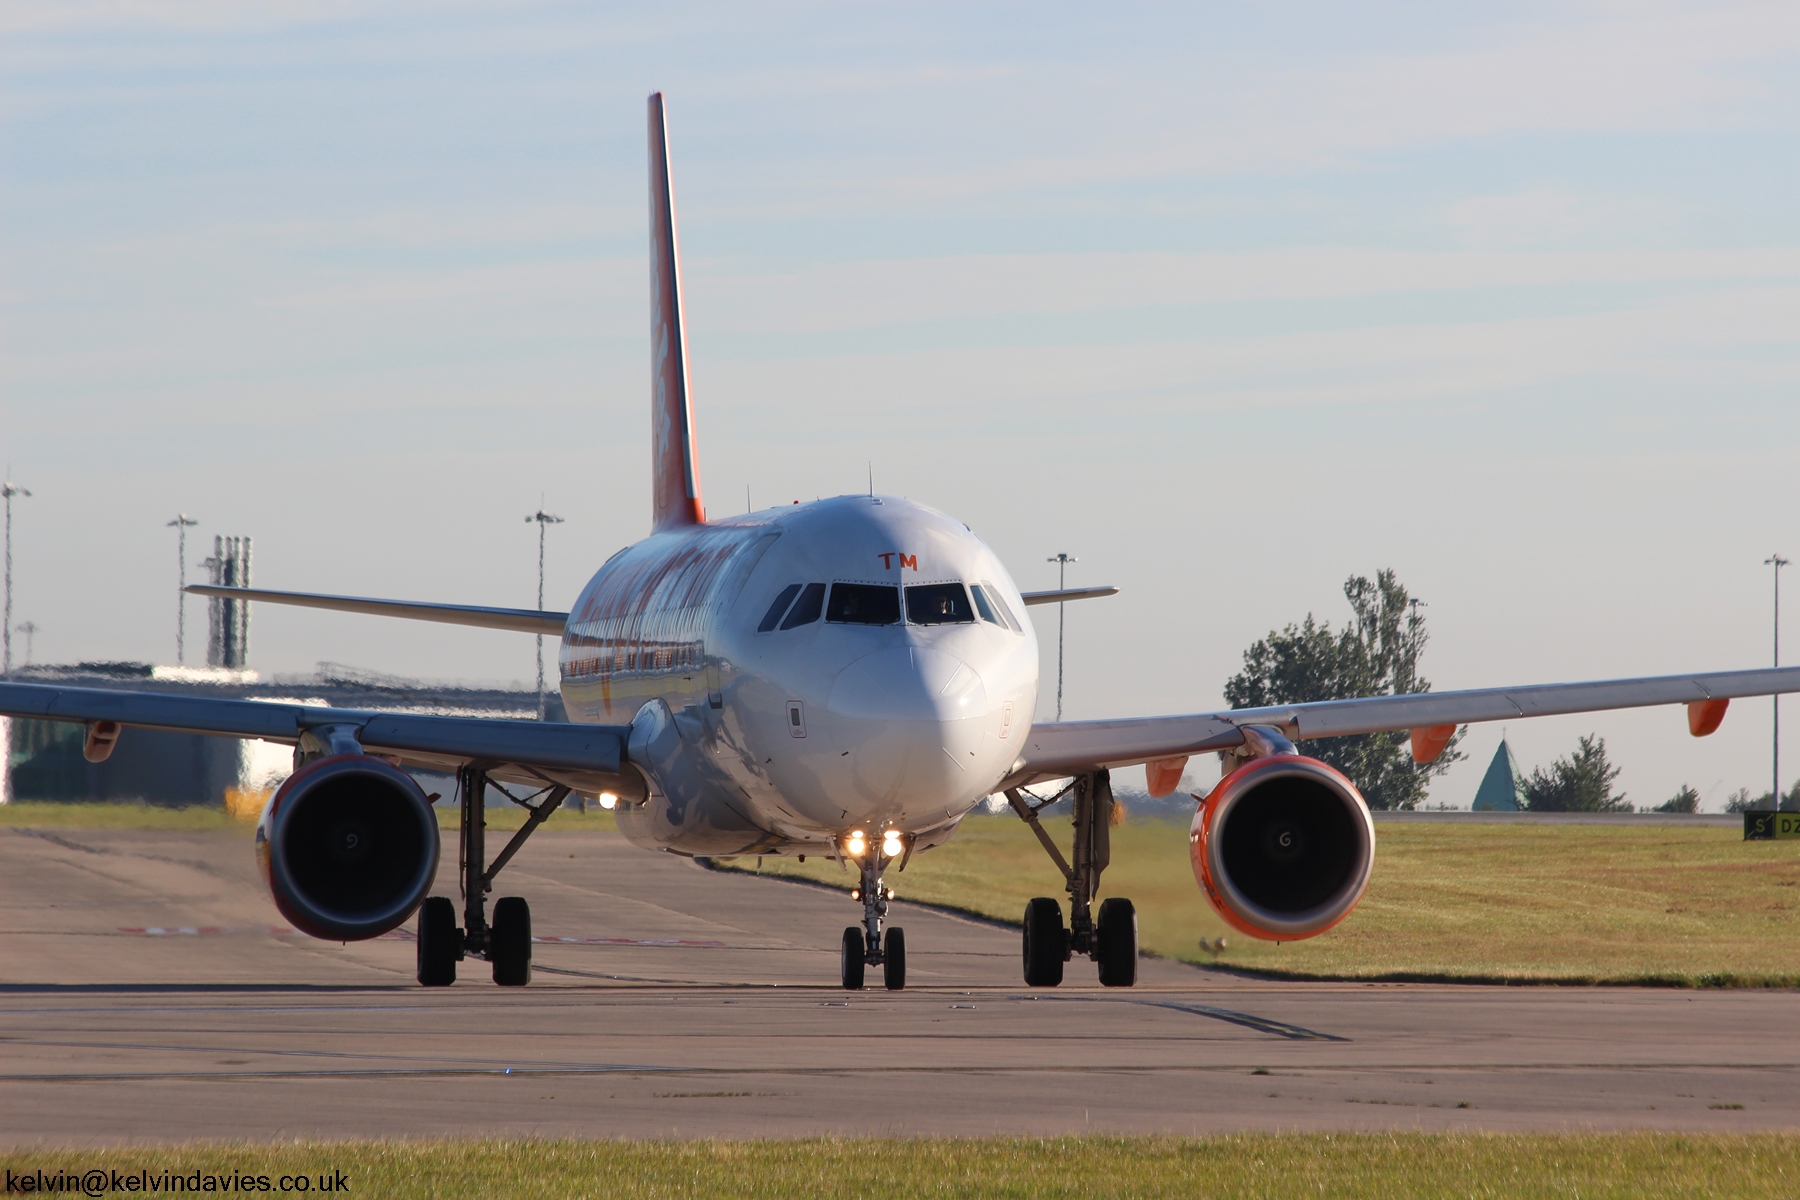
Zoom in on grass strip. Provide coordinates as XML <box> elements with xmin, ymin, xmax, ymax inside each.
<box><xmin>0</xmin><ymin>802</ymin><xmax>238</xmax><ymax>830</ymax></box>
<box><xmin>0</xmin><ymin>799</ymin><xmax>617</xmax><ymax>833</ymax></box>
<box><xmin>718</xmin><ymin>813</ymin><xmax>1800</xmax><ymax>986</ymax></box>
<box><xmin>4</xmin><ymin>1134</ymin><xmax>1796</xmax><ymax>1198</ymax></box>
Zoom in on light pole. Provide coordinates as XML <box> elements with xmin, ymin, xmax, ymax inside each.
<box><xmin>167</xmin><ymin>515</ymin><xmax>198</xmax><ymax>664</ymax></box>
<box><xmin>1047</xmin><ymin>553</ymin><xmax>1077</xmax><ymax>721</ymax></box>
<box><xmin>2</xmin><ymin>477</ymin><xmax>30</xmax><ymax>678</ymax></box>
<box><xmin>1768</xmin><ymin>554</ymin><xmax>1789</xmax><ymax>805</ymax></box>
<box><xmin>526</xmin><ymin>508</ymin><xmax>565</xmax><ymax>719</ymax></box>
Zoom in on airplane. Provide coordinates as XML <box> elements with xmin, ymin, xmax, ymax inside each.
<box><xmin>5</xmin><ymin>92</ymin><xmax>1799</xmax><ymax>992</ymax></box>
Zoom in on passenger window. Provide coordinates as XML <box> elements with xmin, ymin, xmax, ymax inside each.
<box><xmin>906</xmin><ymin>582</ymin><xmax>975</xmax><ymax>626</ymax></box>
<box><xmin>757</xmin><ymin>583</ymin><xmax>803</xmax><ymax>633</ymax></box>
<box><xmin>780</xmin><ymin>582</ymin><xmax>826</xmax><ymax>629</ymax></box>
<box><xmin>970</xmin><ymin>585</ymin><xmax>1001</xmax><ymax>626</ymax></box>
<box><xmin>826</xmin><ymin>583</ymin><xmax>901</xmax><ymax>626</ymax></box>
<box><xmin>980</xmin><ymin>580</ymin><xmax>1022</xmax><ymax>632</ymax></box>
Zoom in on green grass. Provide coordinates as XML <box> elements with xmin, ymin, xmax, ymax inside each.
<box><xmin>0</xmin><ymin>799</ymin><xmax>618</xmax><ymax>833</ymax></box>
<box><xmin>720</xmin><ymin>813</ymin><xmax>1800</xmax><ymax>986</ymax></box>
<box><xmin>8</xmin><ymin>1135</ymin><xmax>1798</xmax><ymax>1198</ymax></box>
<box><xmin>0</xmin><ymin>801</ymin><xmax>240</xmax><ymax>830</ymax></box>
<box><xmin>433</xmin><ymin>803</ymin><xmax>619</xmax><ymax>832</ymax></box>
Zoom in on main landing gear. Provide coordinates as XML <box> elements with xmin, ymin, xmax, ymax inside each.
<box><xmin>839</xmin><ymin>833</ymin><xmax>907</xmax><ymax>991</ymax></box>
<box><xmin>417</xmin><ymin>763</ymin><xmax>567</xmax><ymax>988</ymax></box>
<box><xmin>1006</xmin><ymin>768</ymin><xmax>1138</xmax><ymax>988</ymax></box>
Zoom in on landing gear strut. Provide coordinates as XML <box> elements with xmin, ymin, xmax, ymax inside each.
<box><xmin>840</xmin><ymin>844</ymin><xmax>906</xmax><ymax>991</ymax></box>
<box><xmin>416</xmin><ymin>763</ymin><xmax>566</xmax><ymax>988</ymax></box>
<box><xmin>1006</xmin><ymin>768</ymin><xmax>1137</xmax><ymax>988</ymax></box>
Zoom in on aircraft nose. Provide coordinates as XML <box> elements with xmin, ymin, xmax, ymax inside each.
<box><xmin>828</xmin><ymin>647</ymin><xmax>987</xmax><ymax>722</ymax></box>
<box><xmin>823</xmin><ymin>647</ymin><xmax>991</xmax><ymax>813</ymax></box>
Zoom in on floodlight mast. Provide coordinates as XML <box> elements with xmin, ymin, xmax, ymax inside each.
<box><xmin>167</xmin><ymin>515</ymin><xmax>199</xmax><ymax>665</ymax></box>
<box><xmin>2</xmin><ymin>477</ymin><xmax>31</xmax><ymax>678</ymax></box>
<box><xmin>1768</xmin><ymin>554</ymin><xmax>1790</xmax><ymax>805</ymax></box>
<box><xmin>1047</xmin><ymin>553</ymin><xmax>1077</xmax><ymax>721</ymax></box>
<box><xmin>526</xmin><ymin>508</ymin><xmax>565</xmax><ymax>719</ymax></box>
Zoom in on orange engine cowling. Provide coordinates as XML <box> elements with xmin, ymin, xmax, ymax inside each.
<box><xmin>255</xmin><ymin>753</ymin><xmax>440</xmax><ymax>941</ymax></box>
<box><xmin>1189</xmin><ymin>754</ymin><xmax>1375</xmax><ymax>941</ymax></box>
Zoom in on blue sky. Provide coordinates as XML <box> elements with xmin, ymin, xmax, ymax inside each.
<box><xmin>3</xmin><ymin>1</ymin><xmax>1798</xmax><ymax>807</ymax></box>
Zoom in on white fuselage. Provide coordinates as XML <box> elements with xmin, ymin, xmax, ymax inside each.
<box><xmin>559</xmin><ymin>494</ymin><xmax>1038</xmax><ymax>855</ymax></box>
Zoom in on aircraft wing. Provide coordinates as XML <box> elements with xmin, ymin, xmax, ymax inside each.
<box><xmin>1006</xmin><ymin>664</ymin><xmax>1800</xmax><ymax>788</ymax></box>
<box><xmin>186</xmin><ymin>585</ymin><xmax>567</xmax><ymax>636</ymax></box>
<box><xmin>0</xmin><ymin>682</ymin><xmax>630</xmax><ymax>795</ymax></box>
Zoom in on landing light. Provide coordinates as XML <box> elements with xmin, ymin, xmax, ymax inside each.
<box><xmin>846</xmin><ymin>831</ymin><xmax>867</xmax><ymax>857</ymax></box>
<box><xmin>598</xmin><ymin>793</ymin><xmax>618</xmax><ymax>811</ymax></box>
<box><xmin>881</xmin><ymin>832</ymin><xmax>904</xmax><ymax>857</ymax></box>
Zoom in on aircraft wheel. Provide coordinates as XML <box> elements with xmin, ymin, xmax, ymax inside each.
<box><xmin>883</xmin><ymin>928</ymin><xmax>907</xmax><ymax>991</ymax></box>
<box><xmin>1022</xmin><ymin>897</ymin><xmax>1065</xmax><ymax>988</ymax></box>
<box><xmin>1096</xmin><ymin>896</ymin><xmax>1138</xmax><ymax>988</ymax></box>
<box><xmin>841</xmin><ymin>926</ymin><xmax>866</xmax><ymax>990</ymax></box>
<box><xmin>417</xmin><ymin>896</ymin><xmax>458</xmax><ymax>987</ymax></box>
<box><xmin>490</xmin><ymin>896</ymin><xmax>532</xmax><ymax>987</ymax></box>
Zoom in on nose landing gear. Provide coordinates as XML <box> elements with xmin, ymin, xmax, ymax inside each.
<box><xmin>840</xmin><ymin>844</ymin><xmax>906</xmax><ymax>990</ymax></box>
<box><xmin>1006</xmin><ymin>769</ymin><xmax>1139</xmax><ymax>988</ymax></box>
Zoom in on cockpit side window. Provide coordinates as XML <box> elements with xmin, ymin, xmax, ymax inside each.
<box><xmin>757</xmin><ymin>583</ymin><xmax>804</xmax><ymax>633</ymax></box>
<box><xmin>826</xmin><ymin>583</ymin><xmax>901</xmax><ymax>626</ymax></box>
<box><xmin>780</xmin><ymin>582</ymin><xmax>827</xmax><ymax>629</ymax></box>
<box><xmin>979</xmin><ymin>580</ymin><xmax>1023</xmax><ymax>633</ymax></box>
<box><xmin>906</xmin><ymin>582</ymin><xmax>975</xmax><ymax>626</ymax></box>
<box><xmin>969</xmin><ymin>584</ymin><xmax>1002</xmax><ymax>626</ymax></box>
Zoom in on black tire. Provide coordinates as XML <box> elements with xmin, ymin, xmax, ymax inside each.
<box><xmin>416</xmin><ymin>896</ymin><xmax>458</xmax><ymax>987</ymax></box>
<box><xmin>490</xmin><ymin>896</ymin><xmax>532</xmax><ymax>987</ymax></box>
<box><xmin>1022</xmin><ymin>897</ymin><xmax>1065</xmax><ymax>988</ymax></box>
<box><xmin>841</xmin><ymin>926</ymin><xmax>866</xmax><ymax>990</ymax></box>
<box><xmin>1096</xmin><ymin>896</ymin><xmax>1138</xmax><ymax>988</ymax></box>
<box><xmin>883</xmin><ymin>928</ymin><xmax>907</xmax><ymax>991</ymax></box>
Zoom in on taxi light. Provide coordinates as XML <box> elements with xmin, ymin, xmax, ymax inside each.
<box><xmin>850</xmin><ymin>888</ymin><xmax>862</xmax><ymax>901</ymax></box>
<box><xmin>597</xmin><ymin>792</ymin><xmax>618</xmax><ymax>811</ymax></box>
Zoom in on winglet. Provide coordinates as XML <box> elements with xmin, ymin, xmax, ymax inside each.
<box><xmin>648</xmin><ymin>92</ymin><xmax>705</xmax><ymax>532</ymax></box>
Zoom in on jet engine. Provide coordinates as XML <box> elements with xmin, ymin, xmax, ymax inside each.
<box><xmin>255</xmin><ymin>753</ymin><xmax>440</xmax><ymax>941</ymax></box>
<box><xmin>1189</xmin><ymin>753</ymin><xmax>1375</xmax><ymax>941</ymax></box>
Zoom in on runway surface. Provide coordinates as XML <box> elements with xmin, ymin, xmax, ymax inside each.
<box><xmin>1</xmin><ymin>822</ymin><xmax>1796</xmax><ymax>1144</ymax></box>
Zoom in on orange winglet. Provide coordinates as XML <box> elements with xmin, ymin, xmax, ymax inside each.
<box><xmin>1145</xmin><ymin>756</ymin><xmax>1188</xmax><ymax>798</ymax></box>
<box><xmin>1687</xmin><ymin>698</ymin><xmax>1729</xmax><ymax>737</ymax></box>
<box><xmin>1410</xmin><ymin>724</ymin><xmax>1456</xmax><ymax>764</ymax></box>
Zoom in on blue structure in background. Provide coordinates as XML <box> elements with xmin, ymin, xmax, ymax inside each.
<box><xmin>1472</xmin><ymin>739</ymin><xmax>1522</xmax><ymax>811</ymax></box>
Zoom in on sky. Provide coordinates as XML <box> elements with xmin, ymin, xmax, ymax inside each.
<box><xmin>3</xmin><ymin>1</ymin><xmax>1798</xmax><ymax>809</ymax></box>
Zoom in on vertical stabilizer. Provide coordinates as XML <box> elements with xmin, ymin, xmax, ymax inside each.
<box><xmin>647</xmin><ymin>92</ymin><xmax>705</xmax><ymax>532</ymax></box>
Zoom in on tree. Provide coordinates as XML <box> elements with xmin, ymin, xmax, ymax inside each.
<box><xmin>1723</xmin><ymin>781</ymin><xmax>1800</xmax><ymax>812</ymax></box>
<box><xmin>1723</xmin><ymin>787</ymin><xmax>1763</xmax><ymax>813</ymax></box>
<box><xmin>1653</xmin><ymin>785</ymin><xmax>1700</xmax><ymax>813</ymax></box>
<box><xmin>1519</xmin><ymin>735</ymin><xmax>1630</xmax><ymax>812</ymax></box>
<box><xmin>1223</xmin><ymin>569</ymin><xmax>1463</xmax><ymax>810</ymax></box>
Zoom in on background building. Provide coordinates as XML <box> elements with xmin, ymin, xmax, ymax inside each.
<box><xmin>1472</xmin><ymin>739</ymin><xmax>1523</xmax><ymax>811</ymax></box>
<box><xmin>0</xmin><ymin>661</ymin><xmax>562</xmax><ymax>809</ymax></box>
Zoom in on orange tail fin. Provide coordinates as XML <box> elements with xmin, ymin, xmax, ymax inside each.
<box><xmin>647</xmin><ymin>92</ymin><xmax>705</xmax><ymax>531</ymax></box>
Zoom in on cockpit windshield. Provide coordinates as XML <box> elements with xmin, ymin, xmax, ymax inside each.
<box><xmin>905</xmin><ymin>582</ymin><xmax>975</xmax><ymax>625</ymax></box>
<box><xmin>826</xmin><ymin>583</ymin><xmax>901</xmax><ymax>626</ymax></box>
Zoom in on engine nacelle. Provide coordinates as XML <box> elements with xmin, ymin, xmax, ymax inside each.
<box><xmin>255</xmin><ymin>753</ymin><xmax>440</xmax><ymax>941</ymax></box>
<box><xmin>1189</xmin><ymin>754</ymin><xmax>1375</xmax><ymax>941</ymax></box>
